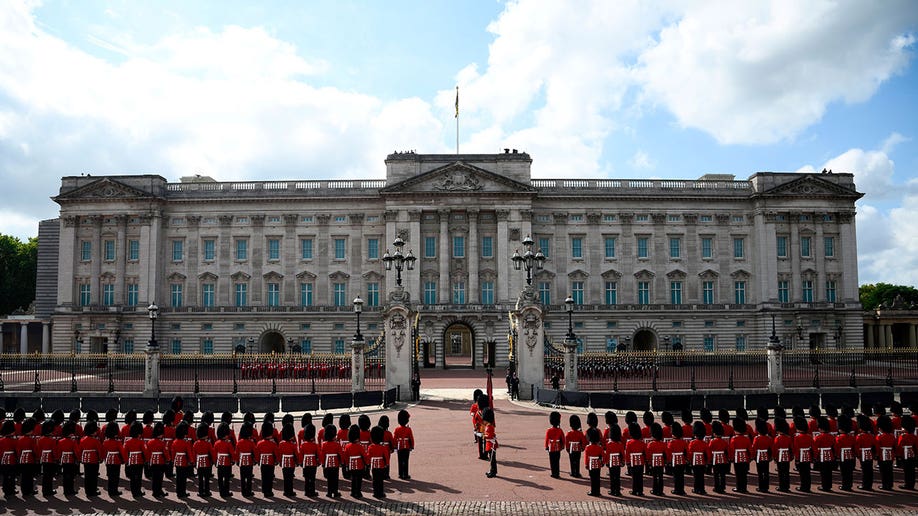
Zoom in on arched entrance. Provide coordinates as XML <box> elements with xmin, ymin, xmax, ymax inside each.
<box><xmin>443</xmin><ymin>322</ymin><xmax>475</xmax><ymax>368</ymax></box>
<box><xmin>260</xmin><ymin>331</ymin><xmax>286</xmax><ymax>353</ymax></box>
<box><xmin>633</xmin><ymin>329</ymin><xmax>657</xmax><ymax>351</ymax></box>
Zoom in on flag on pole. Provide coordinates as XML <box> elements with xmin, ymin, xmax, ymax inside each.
<box><xmin>486</xmin><ymin>367</ymin><xmax>493</xmax><ymax>409</ymax></box>
<box><xmin>455</xmin><ymin>86</ymin><xmax>459</xmax><ymax>118</ymax></box>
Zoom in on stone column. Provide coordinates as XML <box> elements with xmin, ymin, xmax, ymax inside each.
<box><xmin>58</xmin><ymin>216</ymin><xmax>78</xmax><ymax>306</ymax></box>
<box><xmin>789</xmin><ymin>215</ymin><xmax>801</xmax><ymax>301</ymax></box>
<box><xmin>351</xmin><ymin>338</ymin><xmax>365</xmax><ymax>393</ymax></box>
<box><xmin>316</xmin><ymin>214</ymin><xmax>331</xmax><ymax>301</ymax></box>
<box><xmin>438</xmin><ymin>209</ymin><xmax>450</xmax><ymax>303</ymax></box>
<box><xmin>767</xmin><ymin>345</ymin><xmax>784</xmax><ymax>392</ymax></box>
<box><xmin>838</xmin><ymin>212</ymin><xmax>859</xmax><ymax>301</ymax></box>
<box><xmin>19</xmin><ymin>322</ymin><xmax>29</xmax><ymax>354</ymax></box>
<box><xmin>514</xmin><ymin>289</ymin><xmax>544</xmax><ymax>400</ymax></box>
<box><xmin>250</xmin><ymin>215</ymin><xmax>265</xmax><ymax>305</ymax></box>
<box><xmin>42</xmin><ymin>323</ymin><xmax>50</xmax><ymax>355</ymax></box>
<box><xmin>496</xmin><ymin>209</ymin><xmax>510</xmax><ymax>303</ymax></box>
<box><xmin>909</xmin><ymin>323</ymin><xmax>917</xmax><ymax>348</ymax></box>
<box><xmin>90</xmin><ymin>216</ymin><xmax>103</xmax><ymax>304</ymax></box>
<box><xmin>144</xmin><ymin>346</ymin><xmax>161</xmax><ymax>397</ymax></box>
<box><xmin>885</xmin><ymin>324</ymin><xmax>894</xmax><ymax>349</ymax></box>
<box><xmin>877</xmin><ymin>323</ymin><xmax>887</xmax><ymax>349</ymax></box>
<box><xmin>866</xmin><ymin>322</ymin><xmax>875</xmax><ymax>348</ymax></box>
<box><xmin>563</xmin><ymin>341</ymin><xmax>578</xmax><ymax>392</ymax></box>
<box><xmin>384</xmin><ymin>290</ymin><xmax>411</xmax><ymax>400</ymax></box>
<box><xmin>468</xmin><ymin>209</ymin><xmax>479</xmax><ymax>301</ymax></box>
<box><xmin>185</xmin><ymin>215</ymin><xmax>200</xmax><ymax>306</ymax></box>
<box><xmin>115</xmin><ymin>215</ymin><xmax>127</xmax><ymax>304</ymax></box>
<box><xmin>814</xmin><ymin>222</ymin><xmax>825</xmax><ymax>301</ymax></box>
<box><xmin>408</xmin><ymin>210</ymin><xmax>422</xmax><ymax>301</ymax></box>
<box><xmin>217</xmin><ymin>215</ymin><xmax>234</xmax><ymax>306</ymax></box>
<box><xmin>283</xmin><ymin>214</ymin><xmax>299</xmax><ymax>304</ymax></box>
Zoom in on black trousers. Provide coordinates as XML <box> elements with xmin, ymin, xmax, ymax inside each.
<box><xmin>282</xmin><ymin>467</ymin><xmax>295</xmax><ymax>496</ymax></box>
<box><xmin>239</xmin><ymin>465</ymin><xmax>253</xmax><ymax>496</ymax></box>
<box><xmin>755</xmin><ymin>460</ymin><xmax>770</xmax><ymax>491</ymax></box>
<box><xmin>548</xmin><ymin>451</ymin><xmax>561</xmax><ymax>477</ymax></box>
<box><xmin>397</xmin><ymin>450</ymin><xmax>411</xmax><ymax>479</ymax></box>
<box><xmin>1</xmin><ymin>464</ymin><xmax>16</xmax><ymax>496</ymax></box>
<box><xmin>260</xmin><ymin>465</ymin><xmax>274</xmax><ymax>496</ymax></box>
<box><xmin>568</xmin><ymin>452</ymin><xmax>581</xmax><ymax>477</ymax></box>
<box><xmin>608</xmin><ymin>466</ymin><xmax>621</xmax><ymax>495</ymax></box>
<box><xmin>712</xmin><ymin>463</ymin><xmax>727</xmax><ymax>492</ymax></box>
<box><xmin>878</xmin><ymin>460</ymin><xmax>894</xmax><ymax>490</ymax></box>
<box><xmin>217</xmin><ymin>465</ymin><xmax>231</xmax><ymax>496</ymax></box>
<box><xmin>41</xmin><ymin>463</ymin><xmax>57</xmax><ymax>495</ymax></box>
<box><xmin>734</xmin><ymin>462</ymin><xmax>749</xmax><ymax>492</ymax></box>
<box><xmin>776</xmin><ymin>461</ymin><xmax>791</xmax><ymax>491</ymax></box>
<box><xmin>372</xmin><ymin>468</ymin><xmax>385</xmax><ymax>497</ymax></box>
<box><xmin>588</xmin><ymin>467</ymin><xmax>601</xmax><ymax>495</ymax></box>
<box><xmin>630</xmin><ymin>464</ymin><xmax>644</xmax><ymax>494</ymax></box>
<box><xmin>350</xmin><ymin>468</ymin><xmax>363</xmax><ymax>497</ymax></box>
<box><xmin>796</xmin><ymin>462</ymin><xmax>811</xmax><ymax>492</ymax></box>
<box><xmin>488</xmin><ymin>449</ymin><xmax>498</xmax><ymax>476</ymax></box>
<box><xmin>176</xmin><ymin>466</ymin><xmax>192</xmax><ymax>496</ymax></box>
<box><xmin>19</xmin><ymin>463</ymin><xmax>37</xmax><ymax>496</ymax></box>
<box><xmin>83</xmin><ymin>464</ymin><xmax>100</xmax><ymax>496</ymax></box>
<box><xmin>61</xmin><ymin>463</ymin><xmax>78</xmax><ymax>495</ymax></box>
<box><xmin>818</xmin><ymin>461</ymin><xmax>834</xmax><ymax>490</ymax></box>
<box><xmin>197</xmin><ymin>466</ymin><xmax>212</xmax><ymax>496</ymax></box>
<box><xmin>105</xmin><ymin>464</ymin><xmax>121</xmax><ymax>496</ymax></box>
<box><xmin>902</xmin><ymin>458</ymin><xmax>916</xmax><ymax>490</ymax></box>
<box><xmin>860</xmin><ymin>459</ymin><xmax>874</xmax><ymax>490</ymax></box>
<box><xmin>323</xmin><ymin>466</ymin><xmax>339</xmax><ymax>495</ymax></box>
<box><xmin>672</xmin><ymin>464</ymin><xmax>685</xmax><ymax>494</ymax></box>
<box><xmin>126</xmin><ymin>464</ymin><xmax>143</xmax><ymax>495</ymax></box>
<box><xmin>150</xmin><ymin>464</ymin><xmax>165</xmax><ymax>496</ymax></box>
<box><xmin>839</xmin><ymin>460</ymin><xmax>855</xmax><ymax>490</ymax></box>
<box><xmin>691</xmin><ymin>465</ymin><xmax>706</xmax><ymax>493</ymax></box>
<box><xmin>650</xmin><ymin>466</ymin><xmax>664</xmax><ymax>495</ymax></box>
<box><xmin>303</xmin><ymin>466</ymin><xmax>317</xmax><ymax>495</ymax></box>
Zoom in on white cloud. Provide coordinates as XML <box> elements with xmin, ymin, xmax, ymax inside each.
<box><xmin>882</xmin><ymin>132</ymin><xmax>909</xmax><ymax>154</ymax></box>
<box><xmin>629</xmin><ymin>150</ymin><xmax>654</xmax><ymax>170</ymax></box>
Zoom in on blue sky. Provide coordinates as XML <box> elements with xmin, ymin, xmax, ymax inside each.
<box><xmin>1</xmin><ymin>0</ymin><xmax>917</xmax><ymax>285</ymax></box>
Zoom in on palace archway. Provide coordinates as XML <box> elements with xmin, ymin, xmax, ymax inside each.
<box><xmin>632</xmin><ymin>329</ymin><xmax>657</xmax><ymax>351</ymax></box>
<box><xmin>260</xmin><ymin>331</ymin><xmax>286</xmax><ymax>353</ymax></box>
<box><xmin>443</xmin><ymin>321</ymin><xmax>475</xmax><ymax>368</ymax></box>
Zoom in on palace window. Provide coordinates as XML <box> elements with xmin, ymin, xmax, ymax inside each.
<box><xmin>235</xmin><ymin>239</ymin><xmax>248</xmax><ymax>261</ymax></box>
<box><xmin>637</xmin><ymin>281</ymin><xmax>650</xmax><ymax>305</ymax></box>
<box><xmin>203</xmin><ymin>239</ymin><xmax>215</xmax><ymax>261</ymax></box>
<box><xmin>128</xmin><ymin>240</ymin><xmax>139</xmax><ymax>261</ymax></box>
<box><xmin>333</xmin><ymin>238</ymin><xmax>346</xmax><ymax>260</ymax></box>
<box><xmin>480</xmin><ymin>281</ymin><xmax>494</xmax><ymax>305</ymax></box>
<box><xmin>126</xmin><ymin>284</ymin><xmax>139</xmax><ymax>306</ymax></box>
<box><xmin>268</xmin><ymin>239</ymin><xmax>280</xmax><ymax>261</ymax></box>
<box><xmin>604</xmin><ymin>281</ymin><xmax>617</xmax><ymax>305</ymax></box>
<box><xmin>202</xmin><ymin>284</ymin><xmax>215</xmax><ymax>307</ymax></box>
<box><xmin>367</xmin><ymin>238</ymin><xmax>379</xmax><ymax>260</ymax></box>
<box><xmin>538</xmin><ymin>238</ymin><xmax>550</xmax><ymax>258</ymax></box>
<box><xmin>333</xmin><ymin>283</ymin><xmax>347</xmax><ymax>306</ymax></box>
<box><xmin>452</xmin><ymin>282</ymin><xmax>466</xmax><ymax>304</ymax></box>
<box><xmin>670</xmin><ymin>281</ymin><xmax>683</xmax><ymax>304</ymax></box>
<box><xmin>702</xmin><ymin>281</ymin><xmax>715</xmax><ymax>304</ymax></box>
<box><xmin>571</xmin><ymin>237</ymin><xmax>583</xmax><ymax>259</ymax></box>
<box><xmin>701</xmin><ymin>237</ymin><xmax>713</xmax><ymax>259</ymax></box>
<box><xmin>481</xmin><ymin>236</ymin><xmax>493</xmax><ymax>258</ymax></box>
<box><xmin>571</xmin><ymin>281</ymin><xmax>584</xmax><ymax>305</ymax></box>
<box><xmin>300</xmin><ymin>283</ymin><xmax>313</xmax><ymax>306</ymax></box>
<box><xmin>776</xmin><ymin>236</ymin><xmax>788</xmax><ymax>258</ymax></box>
<box><xmin>778</xmin><ymin>281</ymin><xmax>789</xmax><ymax>303</ymax></box>
<box><xmin>424</xmin><ymin>237</ymin><xmax>436</xmax><ymax>258</ymax></box>
<box><xmin>734</xmin><ymin>281</ymin><xmax>746</xmax><ymax>304</ymax></box>
<box><xmin>604</xmin><ymin>237</ymin><xmax>616</xmax><ymax>259</ymax></box>
<box><xmin>171</xmin><ymin>284</ymin><xmax>183</xmax><ymax>308</ymax></box>
<box><xmin>367</xmin><ymin>282</ymin><xmax>379</xmax><ymax>307</ymax></box>
<box><xmin>637</xmin><ymin>238</ymin><xmax>649</xmax><ymax>259</ymax></box>
<box><xmin>538</xmin><ymin>282</ymin><xmax>551</xmax><ymax>305</ymax></box>
<box><xmin>267</xmin><ymin>283</ymin><xmax>280</xmax><ymax>306</ymax></box>
<box><xmin>103</xmin><ymin>240</ymin><xmax>115</xmax><ymax>261</ymax></box>
<box><xmin>733</xmin><ymin>238</ymin><xmax>745</xmax><ymax>259</ymax></box>
<box><xmin>301</xmin><ymin>238</ymin><xmax>313</xmax><ymax>259</ymax></box>
<box><xmin>669</xmin><ymin>238</ymin><xmax>681</xmax><ymax>259</ymax></box>
<box><xmin>234</xmin><ymin>283</ymin><xmax>247</xmax><ymax>307</ymax></box>
<box><xmin>424</xmin><ymin>281</ymin><xmax>437</xmax><ymax>304</ymax></box>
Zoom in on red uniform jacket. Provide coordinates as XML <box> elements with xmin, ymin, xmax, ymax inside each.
<box><xmin>277</xmin><ymin>440</ymin><xmax>300</xmax><ymax>469</ymax></box>
<box><xmin>729</xmin><ymin>434</ymin><xmax>752</xmax><ymax>464</ymax></box>
<box><xmin>36</xmin><ymin>435</ymin><xmax>57</xmax><ymax>464</ymax></box>
<box><xmin>342</xmin><ymin>442</ymin><xmax>367</xmax><ymax>471</ymax></box>
<box><xmin>192</xmin><ymin>439</ymin><xmax>215</xmax><ymax>468</ymax></box>
<box><xmin>645</xmin><ymin>439</ymin><xmax>667</xmax><ymax>468</ymax></box>
<box><xmin>545</xmin><ymin>427</ymin><xmax>565</xmax><ymax>453</ymax></box>
<box><xmin>123</xmin><ymin>437</ymin><xmax>148</xmax><ymax>466</ymax></box>
<box><xmin>170</xmin><ymin>438</ymin><xmax>194</xmax><ymax>468</ymax></box>
<box><xmin>367</xmin><ymin>443</ymin><xmax>389</xmax><ymax>470</ymax></box>
<box><xmin>813</xmin><ymin>433</ymin><xmax>836</xmax><ymax>463</ymax></box>
<box><xmin>605</xmin><ymin>440</ymin><xmax>624</xmax><ymax>468</ymax></box>
<box><xmin>102</xmin><ymin>438</ymin><xmax>126</xmax><ymax>465</ymax></box>
<box><xmin>876</xmin><ymin>432</ymin><xmax>896</xmax><ymax>462</ymax></box>
<box><xmin>708</xmin><ymin>437</ymin><xmax>728</xmax><ymax>465</ymax></box>
<box><xmin>666</xmin><ymin>437</ymin><xmax>687</xmax><ymax>467</ymax></box>
<box><xmin>772</xmin><ymin>434</ymin><xmax>793</xmax><ymax>463</ymax></box>
<box><xmin>564</xmin><ymin>429</ymin><xmax>585</xmax><ymax>454</ymax></box>
<box><xmin>235</xmin><ymin>438</ymin><xmax>256</xmax><ymax>468</ymax></box>
<box><xmin>855</xmin><ymin>432</ymin><xmax>876</xmax><ymax>462</ymax></box>
<box><xmin>0</xmin><ymin>436</ymin><xmax>17</xmax><ymax>466</ymax></box>
<box><xmin>145</xmin><ymin>438</ymin><xmax>170</xmax><ymax>466</ymax></box>
<box><xmin>793</xmin><ymin>433</ymin><xmax>814</xmax><ymax>463</ymax></box>
<box><xmin>687</xmin><ymin>438</ymin><xmax>709</xmax><ymax>466</ymax></box>
<box><xmin>78</xmin><ymin>435</ymin><xmax>103</xmax><ymax>464</ymax></box>
<box><xmin>584</xmin><ymin>442</ymin><xmax>607</xmax><ymax>470</ymax></box>
<box><xmin>897</xmin><ymin>432</ymin><xmax>916</xmax><ymax>460</ymax></box>
<box><xmin>483</xmin><ymin>424</ymin><xmax>497</xmax><ymax>452</ymax></box>
<box><xmin>213</xmin><ymin>439</ymin><xmax>236</xmax><ymax>467</ymax></box>
<box><xmin>393</xmin><ymin>425</ymin><xmax>414</xmax><ymax>451</ymax></box>
<box><xmin>56</xmin><ymin>435</ymin><xmax>79</xmax><ymax>465</ymax></box>
<box><xmin>319</xmin><ymin>440</ymin><xmax>342</xmax><ymax>469</ymax></box>
<box><xmin>254</xmin><ymin>438</ymin><xmax>279</xmax><ymax>467</ymax></box>
<box><xmin>835</xmin><ymin>432</ymin><xmax>856</xmax><ymax>462</ymax></box>
<box><xmin>624</xmin><ymin>438</ymin><xmax>646</xmax><ymax>467</ymax></box>
<box><xmin>751</xmin><ymin>434</ymin><xmax>773</xmax><ymax>463</ymax></box>
<box><xmin>299</xmin><ymin>440</ymin><xmax>319</xmax><ymax>468</ymax></box>
<box><xmin>15</xmin><ymin>435</ymin><xmax>37</xmax><ymax>465</ymax></box>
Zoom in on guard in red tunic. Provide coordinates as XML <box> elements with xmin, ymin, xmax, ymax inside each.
<box><xmin>751</xmin><ymin>418</ymin><xmax>773</xmax><ymax>492</ymax></box>
<box><xmin>319</xmin><ymin>424</ymin><xmax>342</xmax><ymax>498</ymax></box>
<box><xmin>625</xmin><ymin>422</ymin><xmax>645</xmax><ymax>496</ymax></box>
<box><xmin>793</xmin><ymin>416</ymin><xmax>814</xmax><ymax>493</ymax></box>
<box><xmin>667</xmin><ymin>423</ymin><xmax>687</xmax><ymax>495</ymax></box>
<box><xmin>36</xmin><ymin>420</ymin><xmax>58</xmax><ymax>497</ymax></box>
<box><xmin>377</xmin><ymin>415</ymin><xmax>394</xmax><ymax>480</ymax></box>
<box><xmin>708</xmin><ymin>421</ymin><xmax>728</xmax><ymax>493</ymax></box>
<box><xmin>0</xmin><ymin>420</ymin><xmax>18</xmax><ymax>498</ymax></box>
<box><xmin>193</xmin><ymin>423</ymin><xmax>215</xmax><ymax>497</ymax></box>
<box><xmin>605</xmin><ymin>423</ymin><xmax>624</xmax><ymax>496</ymax></box>
<box><xmin>813</xmin><ymin>416</ymin><xmax>836</xmax><ymax>491</ymax></box>
<box><xmin>687</xmin><ymin>421</ymin><xmax>709</xmax><ymax>495</ymax></box>
<box><xmin>584</xmin><ymin>427</ymin><xmax>606</xmax><ymax>497</ymax></box>
<box><xmin>214</xmin><ymin>423</ymin><xmax>236</xmax><ymax>498</ymax></box>
<box><xmin>367</xmin><ymin>426</ymin><xmax>389</xmax><ymax>499</ymax></box>
<box><xmin>255</xmin><ymin>421</ymin><xmax>279</xmax><ymax>497</ymax></box>
<box><xmin>235</xmin><ymin>423</ymin><xmax>256</xmax><ymax>497</ymax></box>
<box><xmin>146</xmin><ymin>422</ymin><xmax>170</xmax><ymax>498</ymax></box>
<box><xmin>357</xmin><ymin>415</ymin><xmax>373</xmax><ymax>479</ymax></box>
<box><xmin>482</xmin><ymin>409</ymin><xmax>498</xmax><ymax>478</ymax></box>
<box><xmin>876</xmin><ymin>414</ymin><xmax>897</xmax><ymax>490</ymax></box>
<box><xmin>855</xmin><ymin>414</ymin><xmax>876</xmax><ymax>491</ymax></box>
<box><xmin>730</xmin><ymin>417</ymin><xmax>752</xmax><ymax>493</ymax></box>
<box><xmin>772</xmin><ymin>418</ymin><xmax>793</xmax><ymax>492</ymax></box>
<box><xmin>298</xmin><ymin>413</ymin><xmax>313</xmax><ymax>447</ymax></box>
<box><xmin>835</xmin><ymin>416</ymin><xmax>857</xmax><ymax>491</ymax></box>
<box><xmin>899</xmin><ymin>414</ymin><xmax>917</xmax><ymax>490</ymax></box>
<box><xmin>545</xmin><ymin>411</ymin><xmax>565</xmax><ymax>479</ymax></box>
<box><xmin>646</xmin><ymin>423</ymin><xmax>667</xmax><ymax>496</ymax></box>
<box><xmin>393</xmin><ymin>410</ymin><xmax>414</xmax><ymax>480</ymax></box>
<box><xmin>278</xmin><ymin>424</ymin><xmax>301</xmax><ymax>498</ymax></box>
<box><xmin>79</xmin><ymin>421</ymin><xmax>103</xmax><ymax>497</ymax></box>
<box><xmin>123</xmin><ymin>422</ymin><xmax>147</xmax><ymax>498</ymax></box>
<box><xmin>336</xmin><ymin>414</ymin><xmax>352</xmax><ymax>479</ymax></box>
<box><xmin>161</xmin><ymin>409</ymin><xmax>176</xmax><ymax>480</ymax></box>
<box><xmin>342</xmin><ymin>425</ymin><xmax>367</xmax><ymax>498</ymax></box>
<box><xmin>170</xmin><ymin>422</ymin><xmax>194</xmax><ymax>498</ymax></box>
<box><xmin>101</xmin><ymin>421</ymin><xmax>125</xmax><ymax>497</ymax></box>
<box><xmin>298</xmin><ymin>423</ymin><xmax>319</xmax><ymax>497</ymax></box>
<box><xmin>566</xmin><ymin>415</ymin><xmax>585</xmax><ymax>479</ymax></box>
<box><xmin>57</xmin><ymin>421</ymin><xmax>80</xmax><ymax>497</ymax></box>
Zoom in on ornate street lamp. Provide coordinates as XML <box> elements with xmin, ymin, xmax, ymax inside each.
<box><xmin>351</xmin><ymin>295</ymin><xmax>366</xmax><ymax>393</ymax></box>
<box><xmin>144</xmin><ymin>301</ymin><xmax>161</xmax><ymax>397</ymax></box>
<box><xmin>562</xmin><ymin>294</ymin><xmax>579</xmax><ymax>391</ymax></box>
<box><xmin>564</xmin><ymin>295</ymin><xmax>576</xmax><ymax>343</ymax></box>
<box><xmin>353</xmin><ymin>296</ymin><xmax>365</xmax><ymax>342</ymax></box>
<box><xmin>511</xmin><ymin>235</ymin><xmax>546</xmax><ymax>286</ymax></box>
<box><xmin>146</xmin><ymin>302</ymin><xmax>159</xmax><ymax>349</ymax></box>
<box><xmin>382</xmin><ymin>236</ymin><xmax>416</xmax><ymax>287</ymax></box>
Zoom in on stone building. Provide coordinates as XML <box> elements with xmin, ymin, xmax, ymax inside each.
<box><xmin>38</xmin><ymin>151</ymin><xmax>864</xmax><ymax>367</ymax></box>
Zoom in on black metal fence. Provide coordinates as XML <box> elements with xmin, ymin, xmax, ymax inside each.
<box><xmin>782</xmin><ymin>348</ymin><xmax>918</xmax><ymax>389</ymax></box>
<box><xmin>0</xmin><ymin>353</ymin><xmax>385</xmax><ymax>394</ymax></box>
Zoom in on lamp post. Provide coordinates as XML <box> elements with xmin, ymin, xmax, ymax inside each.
<box><xmin>144</xmin><ymin>301</ymin><xmax>160</xmax><ymax>396</ymax></box>
<box><xmin>511</xmin><ymin>235</ymin><xmax>546</xmax><ymax>286</ymax></box>
<box><xmin>382</xmin><ymin>236</ymin><xmax>416</xmax><ymax>287</ymax></box>
<box><xmin>766</xmin><ymin>314</ymin><xmax>785</xmax><ymax>392</ymax></box>
<box><xmin>351</xmin><ymin>295</ymin><xmax>366</xmax><ymax>393</ymax></box>
<box><xmin>562</xmin><ymin>294</ymin><xmax>579</xmax><ymax>391</ymax></box>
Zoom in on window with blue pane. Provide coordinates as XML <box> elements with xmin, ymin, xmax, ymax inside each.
<box><xmin>571</xmin><ymin>238</ymin><xmax>583</xmax><ymax>259</ymax></box>
<box><xmin>81</xmin><ymin>241</ymin><xmax>91</xmax><ymax>261</ymax></box>
<box><xmin>701</xmin><ymin>238</ymin><xmax>713</xmax><ymax>259</ymax></box>
<box><xmin>604</xmin><ymin>282</ymin><xmax>617</xmax><ymax>305</ymax></box>
<box><xmin>826</xmin><ymin>280</ymin><xmax>837</xmax><ymax>302</ymax></box>
<box><xmin>800</xmin><ymin>236</ymin><xmax>811</xmax><ymax>257</ymax></box>
<box><xmin>123</xmin><ymin>339</ymin><xmax>134</xmax><ymax>354</ymax></box>
<box><xmin>571</xmin><ymin>281</ymin><xmax>584</xmax><ymax>304</ymax></box>
<box><xmin>703</xmin><ymin>281</ymin><xmax>714</xmax><ymax>304</ymax></box>
<box><xmin>538</xmin><ymin>238</ymin><xmax>550</xmax><ymax>258</ymax></box>
<box><xmin>235</xmin><ymin>239</ymin><xmax>248</xmax><ymax>260</ymax></box>
<box><xmin>424</xmin><ymin>282</ymin><xmax>437</xmax><ymax>304</ymax></box>
<box><xmin>127</xmin><ymin>284</ymin><xmax>138</xmax><ymax>306</ymax></box>
<box><xmin>301</xmin><ymin>238</ymin><xmax>313</xmax><ymax>259</ymax></box>
<box><xmin>202</xmin><ymin>339</ymin><xmax>214</xmax><ymax>354</ymax></box>
<box><xmin>606</xmin><ymin>337</ymin><xmax>617</xmax><ymax>353</ymax></box>
<box><xmin>79</xmin><ymin>284</ymin><xmax>91</xmax><ymax>306</ymax></box>
<box><xmin>128</xmin><ymin>240</ymin><xmax>140</xmax><ymax>261</ymax></box>
<box><xmin>102</xmin><ymin>284</ymin><xmax>114</xmax><ymax>306</ymax></box>
<box><xmin>172</xmin><ymin>240</ymin><xmax>183</xmax><ymax>261</ymax></box>
<box><xmin>300</xmin><ymin>283</ymin><xmax>313</xmax><ymax>306</ymax></box>
<box><xmin>824</xmin><ymin>237</ymin><xmax>835</xmax><ymax>258</ymax></box>
<box><xmin>267</xmin><ymin>283</ymin><xmax>280</xmax><ymax>306</ymax></box>
<box><xmin>203</xmin><ymin>239</ymin><xmax>215</xmax><ymax>260</ymax></box>
<box><xmin>603</xmin><ymin>237</ymin><xmax>616</xmax><ymax>259</ymax></box>
<box><xmin>733</xmin><ymin>238</ymin><xmax>744</xmax><ymax>258</ymax></box>
<box><xmin>334</xmin><ymin>339</ymin><xmax>345</xmax><ymax>354</ymax></box>
<box><xmin>735</xmin><ymin>336</ymin><xmax>746</xmax><ymax>351</ymax></box>
<box><xmin>104</xmin><ymin>240</ymin><xmax>115</xmax><ymax>261</ymax></box>
<box><xmin>171</xmin><ymin>339</ymin><xmax>182</xmax><ymax>354</ymax></box>
<box><xmin>424</xmin><ymin>237</ymin><xmax>436</xmax><ymax>258</ymax></box>
<box><xmin>669</xmin><ymin>238</ymin><xmax>681</xmax><ymax>258</ymax></box>
<box><xmin>776</xmin><ymin>236</ymin><xmax>787</xmax><ymax>258</ymax></box>
<box><xmin>670</xmin><ymin>281</ymin><xmax>682</xmax><ymax>304</ymax></box>
<box><xmin>734</xmin><ymin>281</ymin><xmax>746</xmax><ymax>304</ymax></box>
<box><xmin>480</xmin><ymin>281</ymin><xmax>494</xmax><ymax>305</ymax></box>
<box><xmin>637</xmin><ymin>281</ymin><xmax>650</xmax><ymax>304</ymax></box>
<box><xmin>452</xmin><ymin>282</ymin><xmax>466</xmax><ymax>304</ymax></box>
<box><xmin>268</xmin><ymin>239</ymin><xmax>280</xmax><ymax>260</ymax></box>
<box><xmin>367</xmin><ymin>283</ymin><xmax>379</xmax><ymax>306</ymax></box>
<box><xmin>235</xmin><ymin>283</ymin><xmax>247</xmax><ymax>306</ymax></box>
<box><xmin>637</xmin><ymin>238</ymin><xmax>648</xmax><ymax>258</ymax></box>
<box><xmin>367</xmin><ymin>238</ymin><xmax>379</xmax><ymax>259</ymax></box>
<box><xmin>704</xmin><ymin>336</ymin><xmax>715</xmax><ymax>351</ymax></box>
<box><xmin>453</xmin><ymin>236</ymin><xmax>465</xmax><ymax>258</ymax></box>
<box><xmin>538</xmin><ymin>282</ymin><xmax>551</xmax><ymax>305</ymax></box>
<box><xmin>300</xmin><ymin>339</ymin><xmax>312</xmax><ymax>354</ymax></box>
<box><xmin>334</xmin><ymin>239</ymin><xmax>346</xmax><ymax>260</ymax></box>
<box><xmin>778</xmin><ymin>281</ymin><xmax>789</xmax><ymax>303</ymax></box>
<box><xmin>171</xmin><ymin>284</ymin><xmax>183</xmax><ymax>307</ymax></box>
<box><xmin>202</xmin><ymin>284</ymin><xmax>214</xmax><ymax>307</ymax></box>
<box><xmin>333</xmin><ymin>283</ymin><xmax>346</xmax><ymax>306</ymax></box>
<box><xmin>802</xmin><ymin>280</ymin><xmax>813</xmax><ymax>302</ymax></box>
<box><xmin>481</xmin><ymin>236</ymin><xmax>493</xmax><ymax>258</ymax></box>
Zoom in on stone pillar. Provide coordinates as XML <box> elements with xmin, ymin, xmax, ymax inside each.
<box><xmin>90</xmin><ymin>216</ymin><xmax>103</xmax><ymax>304</ymax></box>
<box><xmin>438</xmin><ymin>210</ymin><xmax>450</xmax><ymax>303</ymax></box>
<box><xmin>496</xmin><ymin>209</ymin><xmax>510</xmax><ymax>303</ymax></box>
<box><xmin>384</xmin><ymin>289</ymin><xmax>412</xmax><ymax>400</ymax></box>
<box><xmin>866</xmin><ymin>323</ymin><xmax>875</xmax><ymax>348</ymax></box>
<box><xmin>468</xmin><ymin>210</ymin><xmax>479</xmax><ymax>301</ymax></box>
<box><xmin>563</xmin><ymin>341</ymin><xmax>578</xmax><ymax>392</ymax></box>
<box><xmin>144</xmin><ymin>346</ymin><xmax>161</xmax><ymax>397</ymax></box>
<box><xmin>909</xmin><ymin>324</ymin><xmax>917</xmax><ymax>348</ymax></box>
<box><xmin>115</xmin><ymin>215</ymin><xmax>127</xmax><ymax>304</ymax></box>
<box><xmin>351</xmin><ymin>338</ymin><xmax>365</xmax><ymax>393</ymax></box>
<box><xmin>885</xmin><ymin>324</ymin><xmax>894</xmax><ymax>349</ymax></box>
<box><xmin>408</xmin><ymin>210</ymin><xmax>422</xmax><ymax>301</ymax></box>
<box><xmin>514</xmin><ymin>289</ymin><xmax>544</xmax><ymax>400</ymax></box>
<box><xmin>19</xmin><ymin>322</ymin><xmax>29</xmax><ymax>354</ymax></box>
<box><xmin>767</xmin><ymin>346</ymin><xmax>784</xmax><ymax>392</ymax></box>
<box><xmin>42</xmin><ymin>323</ymin><xmax>50</xmax><ymax>355</ymax></box>
<box><xmin>58</xmin><ymin>217</ymin><xmax>78</xmax><ymax>306</ymax></box>
<box><xmin>0</xmin><ymin>326</ymin><xmax>4</xmax><ymax>352</ymax></box>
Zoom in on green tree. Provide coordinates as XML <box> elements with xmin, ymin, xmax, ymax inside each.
<box><xmin>0</xmin><ymin>234</ymin><xmax>37</xmax><ymax>316</ymax></box>
<box><xmin>859</xmin><ymin>283</ymin><xmax>918</xmax><ymax>310</ymax></box>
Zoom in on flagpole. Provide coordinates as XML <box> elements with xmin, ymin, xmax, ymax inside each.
<box><xmin>455</xmin><ymin>85</ymin><xmax>459</xmax><ymax>155</ymax></box>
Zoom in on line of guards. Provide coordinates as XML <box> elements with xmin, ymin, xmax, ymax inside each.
<box><xmin>0</xmin><ymin>397</ymin><xmax>415</xmax><ymax>501</ymax></box>
<box><xmin>542</xmin><ymin>402</ymin><xmax>916</xmax><ymax>497</ymax></box>
<box><xmin>238</xmin><ymin>360</ymin><xmax>385</xmax><ymax>380</ymax></box>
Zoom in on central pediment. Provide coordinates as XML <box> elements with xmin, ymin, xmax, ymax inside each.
<box><xmin>757</xmin><ymin>175</ymin><xmax>863</xmax><ymax>200</ymax></box>
<box><xmin>380</xmin><ymin>161</ymin><xmax>536</xmax><ymax>195</ymax></box>
<box><xmin>54</xmin><ymin>177</ymin><xmax>161</xmax><ymax>203</ymax></box>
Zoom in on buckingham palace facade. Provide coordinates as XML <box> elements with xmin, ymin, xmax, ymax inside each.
<box><xmin>38</xmin><ymin>150</ymin><xmax>864</xmax><ymax>367</ymax></box>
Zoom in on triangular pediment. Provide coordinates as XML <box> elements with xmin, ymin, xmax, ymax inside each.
<box><xmin>758</xmin><ymin>175</ymin><xmax>862</xmax><ymax>199</ymax></box>
<box><xmin>54</xmin><ymin>177</ymin><xmax>160</xmax><ymax>203</ymax></box>
<box><xmin>379</xmin><ymin>162</ymin><xmax>536</xmax><ymax>195</ymax></box>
